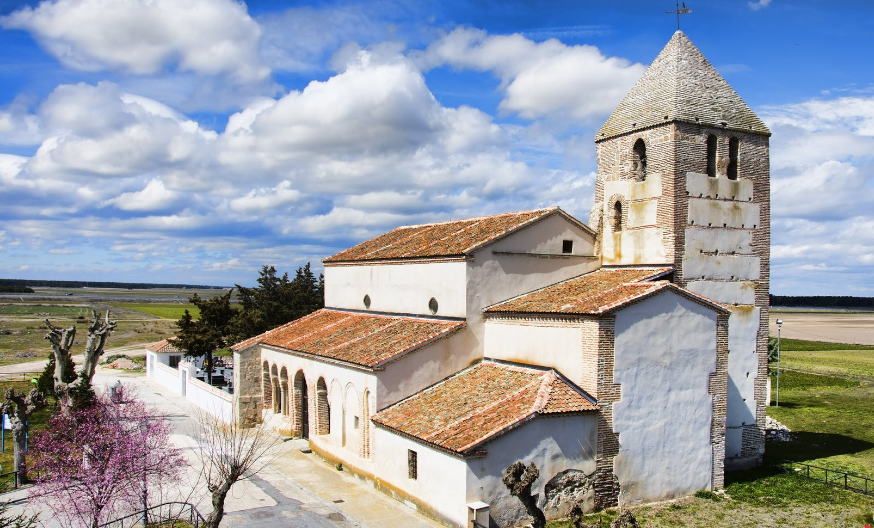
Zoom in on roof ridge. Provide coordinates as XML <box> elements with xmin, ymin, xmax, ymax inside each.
<box><xmin>533</xmin><ymin>370</ymin><xmax>557</xmax><ymax>412</ymax></box>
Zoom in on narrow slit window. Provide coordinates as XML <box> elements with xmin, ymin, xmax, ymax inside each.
<box><xmin>706</xmin><ymin>135</ymin><xmax>717</xmax><ymax>177</ymax></box>
<box><xmin>727</xmin><ymin>137</ymin><xmax>739</xmax><ymax>180</ymax></box>
<box><xmin>408</xmin><ymin>450</ymin><xmax>418</xmax><ymax>480</ymax></box>
<box><xmin>613</xmin><ymin>201</ymin><xmax>623</xmax><ymax>231</ymax></box>
<box><xmin>632</xmin><ymin>139</ymin><xmax>647</xmax><ymax>180</ymax></box>
<box><xmin>562</xmin><ymin>240</ymin><xmax>573</xmax><ymax>254</ymax></box>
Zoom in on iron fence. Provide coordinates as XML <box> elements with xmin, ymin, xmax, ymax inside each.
<box><xmin>97</xmin><ymin>502</ymin><xmax>205</xmax><ymax>528</ymax></box>
<box><xmin>769</xmin><ymin>457</ymin><xmax>874</xmax><ymax>496</ymax></box>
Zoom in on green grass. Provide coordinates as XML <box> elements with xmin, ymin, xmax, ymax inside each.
<box><xmin>772</xmin><ymin>370</ymin><xmax>859</xmax><ymax>391</ymax></box>
<box><xmin>777</xmin><ymin>338</ymin><xmax>874</xmax><ymax>352</ymax></box>
<box><xmin>111</xmin><ymin>303</ymin><xmax>200</xmax><ymax>320</ymax></box>
<box><xmin>777</xmin><ymin>349</ymin><xmax>874</xmax><ymax>381</ymax></box>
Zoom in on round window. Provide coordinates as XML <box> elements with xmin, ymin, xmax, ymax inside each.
<box><xmin>428</xmin><ymin>297</ymin><xmax>438</xmax><ymax>315</ymax></box>
<box><xmin>363</xmin><ymin>294</ymin><xmax>371</xmax><ymax>309</ymax></box>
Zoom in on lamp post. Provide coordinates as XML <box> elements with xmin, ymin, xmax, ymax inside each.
<box><xmin>775</xmin><ymin>319</ymin><xmax>783</xmax><ymax>407</ymax></box>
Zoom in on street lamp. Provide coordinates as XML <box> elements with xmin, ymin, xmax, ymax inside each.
<box><xmin>775</xmin><ymin>319</ymin><xmax>783</xmax><ymax>407</ymax></box>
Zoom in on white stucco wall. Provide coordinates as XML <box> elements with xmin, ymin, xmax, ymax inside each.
<box><xmin>377</xmin><ymin>330</ymin><xmax>477</xmax><ymax>408</ymax></box>
<box><xmin>602</xmin><ymin>173</ymin><xmax>668</xmax><ymax>265</ymax></box>
<box><xmin>483</xmin><ymin>321</ymin><xmax>584</xmax><ymax>385</ymax></box>
<box><xmin>687</xmin><ymin>280</ymin><xmax>756</xmax><ymax>305</ymax></box>
<box><xmin>466</xmin><ymin>214</ymin><xmax>599</xmax><ymax>356</ymax></box>
<box><xmin>603</xmin><ymin>227</ymin><xmax>668</xmax><ymax>265</ymax></box>
<box><xmin>373</xmin><ymin>428</ymin><xmax>470</xmax><ymax>527</ymax></box>
<box><xmin>465</xmin><ymin>414</ymin><xmax>598</xmax><ymax>526</ymax></box>
<box><xmin>185</xmin><ymin>376</ymin><xmax>233</xmax><ymax>423</ymax></box>
<box><xmin>150</xmin><ymin>360</ymin><xmax>181</xmax><ymax>392</ymax></box>
<box><xmin>725</xmin><ymin>306</ymin><xmax>761</xmax><ymax>458</ymax></box>
<box><xmin>683</xmin><ymin>253</ymin><xmax>760</xmax><ymax>281</ymax></box>
<box><xmin>686</xmin><ymin>172</ymin><xmax>753</xmax><ymax>202</ymax></box>
<box><xmin>612</xmin><ymin>291</ymin><xmax>717</xmax><ymax>503</ymax></box>
<box><xmin>324</xmin><ymin>261</ymin><xmax>467</xmax><ymax>317</ymax></box>
<box><xmin>687</xmin><ymin>198</ymin><xmax>760</xmax><ymax>230</ymax></box>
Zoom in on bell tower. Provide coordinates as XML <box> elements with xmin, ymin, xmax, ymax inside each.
<box><xmin>591</xmin><ymin>31</ymin><xmax>771</xmax><ymax>470</ymax></box>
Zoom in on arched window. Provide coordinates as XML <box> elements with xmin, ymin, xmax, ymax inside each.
<box><xmin>316</xmin><ymin>377</ymin><xmax>330</xmax><ymax>435</ymax></box>
<box><xmin>632</xmin><ymin>139</ymin><xmax>647</xmax><ymax>180</ymax></box>
<box><xmin>294</xmin><ymin>370</ymin><xmax>309</xmax><ymax>439</ymax></box>
<box><xmin>613</xmin><ymin>201</ymin><xmax>623</xmax><ymax>231</ymax></box>
<box><xmin>262</xmin><ymin>361</ymin><xmax>272</xmax><ymax>410</ymax></box>
<box><xmin>727</xmin><ymin>137</ymin><xmax>739</xmax><ymax>180</ymax></box>
<box><xmin>706</xmin><ymin>135</ymin><xmax>717</xmax><ymax>177</ymax></box>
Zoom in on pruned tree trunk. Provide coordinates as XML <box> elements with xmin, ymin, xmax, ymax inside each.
<box><xmin>1</xmin><ymin>389</ymin><xmax>46</xmax><ymax>484</ymax></box>
<box><xmin>204</xmin><ymin>480</ymin><xmax>232</xmax><ymax>528</ymax></box>
<box><xmin>79</xmin><ymin>311</ymin><xmax>117</xmax><ymax>384</ymax></box>
<box><xmin>45</xmin><ymin>311</ymin><xmax>116</xmax><ymax>407</ymax></box>
<box><xmin>503</xmin><ymin>461</ymin><xmax>546</xmax><ymax>528</ymax></box>
<box><xmin>44</xmin><ymin>320</ymin><xmax>76</xmax><ymax>405</ymax></box>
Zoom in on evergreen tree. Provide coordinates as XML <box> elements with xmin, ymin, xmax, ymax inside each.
<box><xmin>37</xmin><ymin>352</ymin><xmax>76</xmax><ymax>397</ymax></box>
<box><xmin>172</xmin><ymin>291</ymin><xmax>235</xmax><ymax>384</ymax></box>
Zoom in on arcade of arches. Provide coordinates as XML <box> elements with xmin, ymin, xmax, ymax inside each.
<box><xmin>261</xmin><ymin>360</ymin><xmax>372</xmax><ymax>459</ymax></box>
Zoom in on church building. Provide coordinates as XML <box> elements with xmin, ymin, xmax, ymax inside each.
<box><xmin>231</xmin><ymin>31</ymin><xmax>770</xmax><ymax>527</ymax></box>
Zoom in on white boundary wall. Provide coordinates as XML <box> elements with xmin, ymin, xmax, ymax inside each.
<box><xmin>146</xmin><ymin>356</ymin><xmax>232</xmax><ymax>424</ymax></box>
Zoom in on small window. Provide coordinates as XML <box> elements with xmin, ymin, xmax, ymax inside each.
<box><xmin>169</xmin><ymin>355</ymin><xmax>180</xmax><ymax>368</ymax></box>
<box><xmin>428</xmin><ymin>297</ymin><xmax>438</xmax><ymax>315</ymax></box>
<box><xmin>632</xmin><ymin>138</ymin><xmax>647</xmax><ymax>180</ymax></box>
<box><xmin>354</xmin><ymin>416</ymin><xmax>359</xmax><ymax>429</ymax></box>
<box><xmin>727</xmin><ymin>137</ymin><xmax>739</xmax><ymax>180</ymax></box>
<box><xmin>613</xmin><ymin>201</ymin><xmax>623</xmax><ymax>231</ymax></box>
<box><xmin>363</xmin><ymin>294</ymin><xmax>371</xmax><ymax>309</ymax></box>
<box><xmin>562</xmin><ymin>240</ymin><xmax>573</xmax><ymax>254</ymax></box>
<box><xmin>408</xmin><ymin>449</ymin><xmax>418</xmax><ymax>480</ymax></box>
<box><xmin>706</xmin><ymin>135</ymin><xmax>717</xmax><ymax>177</ymax></box>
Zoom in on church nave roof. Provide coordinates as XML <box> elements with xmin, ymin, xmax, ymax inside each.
<box><xmin>230</xmin><ymin>308</ymin><xmax>465</xmax><ymax>368</ymax></box>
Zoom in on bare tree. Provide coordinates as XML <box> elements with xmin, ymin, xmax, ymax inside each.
<box><xmin>0</xmin><ymin>389</ymin><xmax>46</xmax><ymax>484</ymax></box>
<box><xmin>503</xmin><ymin>461</ymin><xmax>546</xmax><ymax>528</ymax></box>
<box><xmin>192</xmin><ymin>407</ymin><xmax>278</xmax><ymax>528</ymax></box>
<box><xmin>45</xmin><ymin>311</ymin><xmax>117</xmax><ymax>406</ymax></box>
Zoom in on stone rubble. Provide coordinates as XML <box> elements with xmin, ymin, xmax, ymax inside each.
<box><xmin>764</xmin><ymin>416</ymin><xmax>792</xmax><ymax>442</ymax></box>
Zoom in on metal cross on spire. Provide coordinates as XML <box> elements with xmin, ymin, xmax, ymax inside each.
<box><xmin>667</xmin><ymin>1</ymin><xmax>692</xmax><ymax>30</ymax></box>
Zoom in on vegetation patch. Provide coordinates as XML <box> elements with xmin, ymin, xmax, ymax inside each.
<box><xmin>771</xmin><ymin>370</ymin><xmax>859</xmax><ymax>391</ymax></box>
<box><xmin>0</xmin><ymin>304</ymin><xmax>92</xmax><ymax>318</ymax></box>
<box><xmin>777</xmin><ymin>338</ymin><xmax>874</xmax><ymax>351</ymax></box>
<box><xmin>0</xmin><ymin>380</ymin><xmax>56</xmax><ymax>476</ymax></box>
<box><xmin>112</xmin><ymin>303</ymin><xmax>201</xmax><ymax>320</ymax></box>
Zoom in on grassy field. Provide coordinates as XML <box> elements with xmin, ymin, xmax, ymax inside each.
<box><xmin>110</xmin><ymin>303</ymin><xmax>200</xmax><ymax>320</ymax></box>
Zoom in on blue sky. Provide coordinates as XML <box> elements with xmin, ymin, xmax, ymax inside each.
<box><xmin>1</xmin><ymin>0</ymin><xmax>873</xmax><ymax>294</ymax></box>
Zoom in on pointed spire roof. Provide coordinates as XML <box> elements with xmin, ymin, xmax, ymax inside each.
<box><xmin>597</xmin><ymin>31</ymin><xmax>770</xmax><ymax>141</ymax></box>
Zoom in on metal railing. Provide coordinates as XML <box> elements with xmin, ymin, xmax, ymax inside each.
<box><xmin>97</xmin><ymin>502</ymin><xmax>205</xmax><ymax>528</ymax></box>
<box><xmin>769</xmin><ymin>457</ymin><xmax>874</xmax><ymax>496</ymax></box>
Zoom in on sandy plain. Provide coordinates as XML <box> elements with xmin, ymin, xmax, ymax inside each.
<box><xmin>769</xmin><ymin>310</ymin><xmax>874</xmax><ymax>345</ymax></box>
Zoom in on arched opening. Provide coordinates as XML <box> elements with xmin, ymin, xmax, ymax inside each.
<box><xmin>316</xmin><ymin>377</ymin><xmax>330</xmax><ymax>435</ymax></box>
<box><xmin>706</xmin><ymin>135</ymin><xmax>717</xmax><ymax>177</ymax></box>
<box><xmin>270</xmin><ymin>364</ymin><xmax>280</xmax><ymax>414</ymax></box>
<box><xmin>261</xmin><ymin>361</ymin><xmax>272</xmax><ymax>410</ymax></box>
<box><xmin>613</xmin><ymin>201</ymin><xmax>623</xmax><ymax>231</ymax></box>
<box><xmin>343</xmin><ymin>385</ymin><xmax>360</xmax><ymax>453</ymax></box>
<box><xmin>279</xmin><ymin>367</ymin><xmax>289</xmax><ymax>416</ymax></box>
<box><xmin>727</xmin><ymin>137</ymin><xmax>739</xmax><ymax>180</ymax></box>
<box><xmin>632</xmin><ymin>138</ymin><xmax>647</xmax><ymax>180</ymax></box>
<box><xmin>361</xmin><ymin>390</ymin><xmax>372</xmax><ymax>459</ymax></box>
<box><xmin>293</xmin><ymin>370</ymin><xmax>309</xmax><ymax>439</ymax></box>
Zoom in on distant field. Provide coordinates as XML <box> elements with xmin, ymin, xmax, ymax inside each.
<box><xmin>769</xmin><ymin>310</ymin><xmax>874</xmax><ymax>345</ymax></box>
<box><xmin>0</xmin><ymin>304</ymin><xmax>93</xmax><ymax>318</ymax></box>
<box><xmin>112</xmin><ymin>303</ymin><xmax>200</xmax><ymax>320</ymax></box>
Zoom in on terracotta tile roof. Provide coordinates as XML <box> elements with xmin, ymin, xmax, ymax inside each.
<box><xmin>372</xmin><ymin>361</ymin><xmax>597</xmax><ymax>455</ymax></box>
<box><xmin>324</xmin><ymin>208</ymin><xmax>563</xmax><ymax>263</ymax></box>
<box><xmin>145</xmin><ymin>339</ymin><xmax>180</xmax><ymax>354</ymax></box>
<box><xmin>485</xmin><ymin>267</ymin><xmax>675</xmax><ymax>315</ymax></box>
<box><xmin>230</xmin><ymin>309</ymin><xmax>465</xmax><ymax>368</ymax></box>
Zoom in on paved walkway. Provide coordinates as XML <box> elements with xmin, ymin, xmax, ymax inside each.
<box><xmin>3</xmin><ymin>364</ymin><xmax>443</xmax><ymax>528</ymax></box>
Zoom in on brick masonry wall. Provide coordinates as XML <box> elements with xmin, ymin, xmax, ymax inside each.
<box><xmin>232</xmin><ymin>347</ymin><xmax>263</xmax><ymax>427</ymax></box>
<box><xmin>593</xmin><ymin>316</ymin><xmax>620</xmax><ymax>509</ymax></box>
<box><xmin>710</xmin><ymin>313</ymin><xmax>730</xmax><ymax>489</ymax></box>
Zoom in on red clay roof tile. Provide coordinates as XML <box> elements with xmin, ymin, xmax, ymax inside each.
<box><xmin>145</xmin><ymin>339</ymin><xmax>180</xmax><ymax>354</ymax></box>
<box><xmin>323</xmin><ymin>208</ymin><xmax>560</xmax><ymax>263</ymax></box>
<box><xmin>484</xmin><ymin>267</ymin><xmax>674</xmax><ymax>315</ymax></box>
<box><xmin>230</xmin><ymin>309</ymin><xmax>464</xmax><ymax>368</ymax></box>
<box><xmin>372</xmin><ymin>361</ymin><xmax>597</xmax><ymax>455</ymax></box>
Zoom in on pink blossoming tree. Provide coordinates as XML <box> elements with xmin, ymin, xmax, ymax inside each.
<box><xmin>29</xmin><ymin>387</ymin><xmax>185</xmax><ymax>528</ymax></box>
